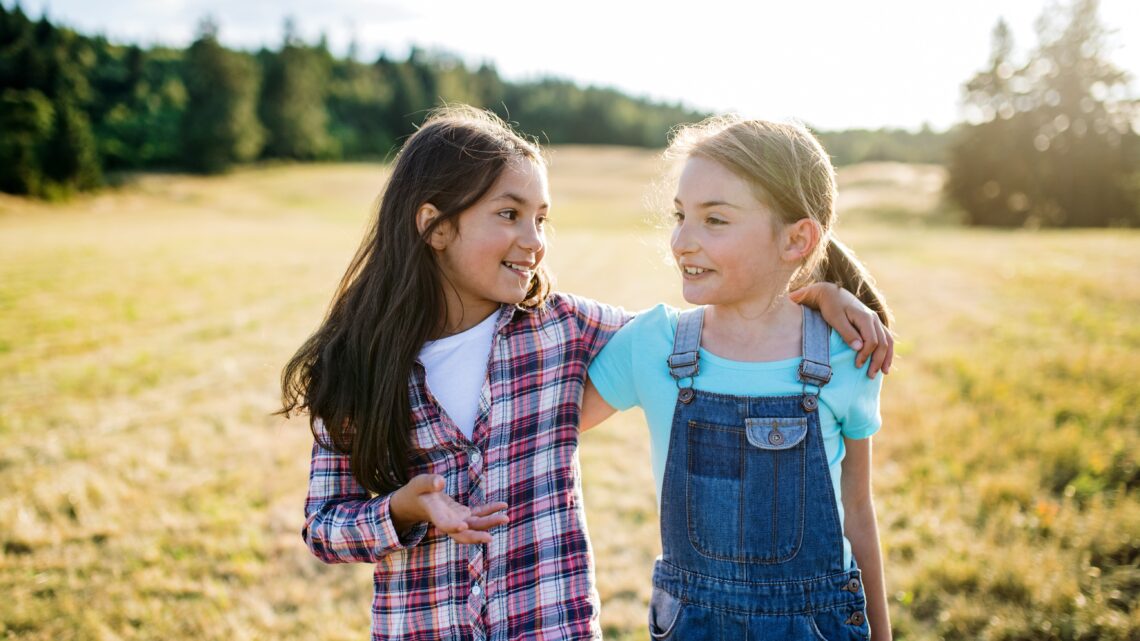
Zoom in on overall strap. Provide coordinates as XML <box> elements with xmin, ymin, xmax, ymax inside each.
<box><xmin>668</xmin><ymin>308</ymin><xmax>704</xmax><ymax>404</ymax></box>
<box><xmin>798</xmin><ymin>307</ymin><xmax>832</xmax><ymax>411</ymax></box>
<box><xmin>668</xmin><ymin>307</ymin><xmax>705</xmax><ymax>380</ymax></box>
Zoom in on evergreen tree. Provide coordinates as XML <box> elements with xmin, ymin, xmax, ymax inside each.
<box><xmin>946</xmin><ymin>0</ymin><xmax>1140</xmax><ymax>227</ymax></box>
<box><xmin>0</xmin><ymin>88</ymin><xmax>53</xmax><ymax>194</ymax></box>
<box><xmin>180</xmin><ymin>19</ymin><xmax>264</xmax><ymax>173</ymax></box>
<box><xmin>41</xmin><ymin>99</ymin><xmax>101</xmax><ymax>192</ymax></box>
<box><xmin>258</xmin><ymin>19</ymin><xmax>332</xmax><ymax>159</ymax></box>
<box><xmin>327</xmin><ymin>53</ymin><xmax>394</xmax><ymax>158</ymax></box>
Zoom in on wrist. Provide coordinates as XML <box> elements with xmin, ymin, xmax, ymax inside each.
<box><xmin>388</xmin><ymin>484</ymin><xmax>422</xmax><ymax>532</ymax></box>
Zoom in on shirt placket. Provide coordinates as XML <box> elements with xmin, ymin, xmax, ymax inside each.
<box><xmin>465</xmin><ymin>439</ymin><xmax>488</xmax><ymax>640</ymax></box>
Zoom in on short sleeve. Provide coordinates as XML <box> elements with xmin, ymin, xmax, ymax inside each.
<box><xmin>563</xmin><ymin>293</ymin><xmax>633</xmax><ymax>363</ymax></box>
<box><xmin>587</xmin><ymin>313</ymin><xmax>646</xmax><ymax>411</ymax></box>
<box><xmin>840</xmin><ymin>365</ymin><xmax>883</xmax><ymax>440</ymax></box>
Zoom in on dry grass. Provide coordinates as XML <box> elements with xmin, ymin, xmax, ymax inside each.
<box><xmin>1</xmin><ymin>148</ymin><xmax>1138</xmax><ymax>640</ymax></box>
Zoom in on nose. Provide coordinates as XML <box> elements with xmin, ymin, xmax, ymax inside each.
<box><xmin>518</xmin><ymin>218</ymin><xmax>544</xmax><ymax>254</ymax></box>
<box><xmin>671</xmin><ymin>219</ymin><xmax>695</xmax><ymax>257</ymax></box>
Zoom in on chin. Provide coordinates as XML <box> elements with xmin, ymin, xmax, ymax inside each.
<box><xmin>499</xmin><ymin>287</ymin><xmax>529</xmax><ymax>305</ymax></box>
<box><xmin>680</xmin><ymin>287</ymin><xmax>713</xmax><ymax>306</ymax></box>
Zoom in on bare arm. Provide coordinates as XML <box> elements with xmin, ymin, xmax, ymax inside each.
<box><xmin>580</xmin><ymin>378</ymin><xmax>618</xmax><ymax>433</ymax></box>
<box><xmin>789</xmin><ymin>283</ymin><xmax>894</xmax><ymax>378</ymax></box>
<box><xmin>841</xmin><ymin>436</ymin><xmax>892</xmax><ymax>640</ymax></box>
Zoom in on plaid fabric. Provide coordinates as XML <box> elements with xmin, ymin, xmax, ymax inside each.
<box><xmin>304</xmin><ymin>293</ymin><xmax>630</xmax><ymax>641</ymax></box>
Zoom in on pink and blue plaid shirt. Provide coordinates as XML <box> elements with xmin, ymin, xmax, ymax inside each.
<box><xmin>303</xmin><ymin>293</ymin><xmax>630</xmax><ymax>641</ymax></box>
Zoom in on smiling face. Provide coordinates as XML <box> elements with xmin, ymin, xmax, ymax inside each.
<box><xmin>670</xmin><ymin>155</ymin><xmax>797</xmax><ymax>309</ymax></box>
<box><xmin>431</xmin><ymin>159</ymin><xmax>550</xmax><ymax>330</ymax></box>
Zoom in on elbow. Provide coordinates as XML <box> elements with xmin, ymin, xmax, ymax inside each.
<box><xmin>301</xmin><ymin>516</ymin><xmax>358</xmax><ymax>565</ymax></box>
<box><xmin>302</xmin><ymin>525</ymin><xmax>340</xmax><ymax>565</ymax></box>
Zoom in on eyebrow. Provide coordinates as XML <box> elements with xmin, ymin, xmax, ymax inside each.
<box><xmin>495</xmin><ymin>192</ymin><xmax>549</xmax><ymax>209</ymax></box>
<box><xmin>673</xmin><ymin>198</ymin><xmax>742</xmax><ymax>210</ymax></box>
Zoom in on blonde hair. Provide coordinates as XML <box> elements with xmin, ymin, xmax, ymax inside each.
<box><xmin>667</xmin><ymin>115</ymin><xmax>893</xmax><ymax>328</ymax></box>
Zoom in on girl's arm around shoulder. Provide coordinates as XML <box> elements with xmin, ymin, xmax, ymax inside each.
<box><xmin>582</xmin><ymin>305</ymin><xmax>675</xmax><ymax>432</ymax></box>
<box><xmin>555</xmin><ymin>292</ymin><xmax>633</xmax><ymax>361</ymax></box>
<box><xmin>790</xmin><ymin>282</ymin><xmax>894</xmax><ymax>378</ymax></box>
<box><xmin>580</xmin><ymin>378</ymin><xmax>618</xmax><ymax>433</ymax></box>
<box><xmin>841</xmin><ymin>436</ymin><xmax>892</xmax><ymax>640</ymax></box>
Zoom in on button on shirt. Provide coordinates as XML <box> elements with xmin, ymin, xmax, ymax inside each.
<box><xmin>303</xmin><ymin>293</ymin><xmax>630</xmax><ymax>641</ymax></box>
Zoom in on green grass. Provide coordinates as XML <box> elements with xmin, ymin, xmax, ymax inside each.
<box><xmin>1</xmin><ymin>149</ymin><xmax>1138</xmax><ymax>640</ymax></box>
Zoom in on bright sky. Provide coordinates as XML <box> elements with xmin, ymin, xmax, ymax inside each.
<box><xmin>13</xmin><ymin>0</ymin><xmax>1140</xmax><ymax>131</ymax></box>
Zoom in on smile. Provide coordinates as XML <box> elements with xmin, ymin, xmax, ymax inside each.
<box><xmin>502</xmin><ymin>261</ymin><xmax>534</xmax><ymax>278</ymax></box>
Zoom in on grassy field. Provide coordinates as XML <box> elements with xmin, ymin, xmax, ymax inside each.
<box><xmin>1</xmin><ymin>147</ymin><xmax>1137</xmax><ymax>640</ymax></box>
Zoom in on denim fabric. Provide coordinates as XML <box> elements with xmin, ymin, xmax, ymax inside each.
<box><xmin>649</xmin><ymin>307</ymin><xmax>870</xmax><ymax>640</ymax></box>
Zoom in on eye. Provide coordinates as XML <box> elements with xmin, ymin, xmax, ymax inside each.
<box><xmin>498</xmin><ymin>209</ymin><xmax>518</xmax><ymax>221</ymax></box>
<box><xmin>706</xmin><ymin>215</ymin><xmax>727</xmax><ymax>226</ymax></box>
<box><xmin>672</xmin><ymin>211</ymin><xmax>685</xmax><ymax>222</ymax></box>
<box><xmin>536</xmin><ymin>214</ymin><xmax>548</xmax><ymax>228</ymax></box>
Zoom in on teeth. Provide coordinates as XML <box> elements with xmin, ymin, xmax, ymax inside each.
<box><xmin>503</xmin><ymin>262</ymin><xmax>532</xmax><ymax>274</ymax></box>
<box><xmin>683</xmin><ymin>266</ymin><xmax>707</xmax><ymax>275</ymax></box>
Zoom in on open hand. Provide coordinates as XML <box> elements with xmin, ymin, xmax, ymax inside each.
<box><xmin>393</xmin><ymin>474</ymin><xmax>509</xmax><ymax>544</ymax></box>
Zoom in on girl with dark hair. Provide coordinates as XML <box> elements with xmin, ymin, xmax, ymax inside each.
<box><xmin>281</xmin><ymin>106</ymin><xmax>891</xmax><ymax>640</ymax></box>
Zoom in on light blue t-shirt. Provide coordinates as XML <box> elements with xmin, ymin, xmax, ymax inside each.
<box><xmin>587</xmin><ymin>304</ymin><xmax>883</xmax><ymax>568</ymax></box>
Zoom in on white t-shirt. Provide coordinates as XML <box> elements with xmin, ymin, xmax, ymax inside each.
<box><xmin>418</xmin><ymin>311</ymin><xmax>498</xmax><ymax>440</ymax></box>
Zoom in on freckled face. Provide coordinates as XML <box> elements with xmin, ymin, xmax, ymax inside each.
<box><xmin>670</xmin><ymin>156</ymin><xmax>790</xmax><ymax>307</ymax></box>
<box><xmin>435</xmin><ymin>160</ymin><xmax>549</xmax><ymax>322</ymax></box>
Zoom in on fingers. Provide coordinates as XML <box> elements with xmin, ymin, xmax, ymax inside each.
<box><xmin>833</xmin><ymin>314</ymin><xmax>865</xmax><ymax>355</ymax></box>
<box><xmin>448</xmin><ymin>529</ymin><xmax>494</xmax><ymax>545</ymax></box>
<box><xmin>426</xmin><ymin>496</ymin><xmax>510</xmax><ymax>544</ymax></box>
<box><xmin>445</xmin><ymin>504</ymin><xmax>508</xmax><ymax>545</ymax></box>
<box><xmin>852</xmin><ymin>307</ymin><xmax>875</xmax><ymax>367</ymax></box>
<box><xmin>849</xmin><ymin>310</ymin><xmax>878</xmax><ymax>369</ymax></box>
<box><xmin>429</xmin><ymin>509</ymin><xmax>470</xmax><ymax>535</ymax></box>
<box><xmin>464</xmin><ymin>502</ymin><xmax>509</xmax><ymax>532</ymax></box>
<box><xmin>865</xmin><ymin>322</ymin><xmax>890</xmax><ymax>377</ymax></box>
<box><xmin>469</xmin><ymin>501</ymin><xmax>509</xmax><ymax>518</ymax></box>
<box><xmin>879</xmin><ymin>330</ymin><xmax>895</xmax><ymax>375</ymax></box>
<box><xmin>465</xmin><ymin>512</ymin><xmax>510</xmax><ymax>531</ymax></box>
<box><xmin>408</xmin><ymin>473</ymin><xmax>445</xmax><ymax>494</ymax></box>
<box><xmin>787</xmin><ymin>283</ymin><xmax>820</xmax><ymax>307</ymax></box>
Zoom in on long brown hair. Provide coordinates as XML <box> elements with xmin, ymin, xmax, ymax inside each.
<box><xmin>667</xmin><ymin>116</ymin><xmax>893</xmax><ymax>328</ymax></box>
<box><xmin>280</xmin><ymin>105</ymin><xmax>549</xmax><ymax>494</ymax></box>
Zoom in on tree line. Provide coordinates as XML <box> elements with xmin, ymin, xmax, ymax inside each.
<box><xmin>0</xmin><ymin>5</ymin><xmax>949</xmax><ymax>199</ymax></box>
<box><xmin>945</xmin><ymin>0</ymin><xmax>1140</xmax><ymax>227</ymax></box>
<box><xmin>13</xmin><ymin>2</ymin><xmax>1130</xmax><ymax>229</ymax></box>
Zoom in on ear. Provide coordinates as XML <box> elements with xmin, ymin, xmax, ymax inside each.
<box><xmin>781</xmin><ymin>218</ymin><xmax>822</xmax><ymax>261</ymax></box>
<box><xmin>415</xmin><ymin>203</ymin><xmax>452</xmax><ymax>251</ymax></box>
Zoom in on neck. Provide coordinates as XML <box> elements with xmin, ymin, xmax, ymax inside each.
<box><xmin>700</xmin><ymin>290</ymin><xmax>804</xmax><ymax>361</ymax></box>
<box><xmin>436</xmin><ymin>294</ymin><xmax>499</xmax><ymax>339</ymax></box>
<box><xmin>706</xmin><ymin>293</ymin><xmax>798</xmax><ymax>335</ymax></box>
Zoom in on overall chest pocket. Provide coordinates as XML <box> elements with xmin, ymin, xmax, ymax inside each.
<box><xmin>686</xmin><ymin>416</ymin><xmax>809</xmax><ymax>563</ymax></box>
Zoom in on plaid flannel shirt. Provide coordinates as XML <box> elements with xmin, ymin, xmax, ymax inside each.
<box><xmin>303</xmin><ymin>293</ymin><xmax>630</xmax><ymax>641</ymax></box>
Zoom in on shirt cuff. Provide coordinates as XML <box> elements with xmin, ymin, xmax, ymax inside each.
<box><xmin>377</xmin><ymin>493</ymin><xmax>429</xmax><ymax>550</ymax></box>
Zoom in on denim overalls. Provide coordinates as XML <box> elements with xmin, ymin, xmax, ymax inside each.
<box><xmin>648</xmin><ymin>306</ymin><xmax>871</xmax><ymax>640</ymax></box>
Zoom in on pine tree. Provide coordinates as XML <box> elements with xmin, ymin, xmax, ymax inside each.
<box><xmin>258</xmin><ymin>19</ymin><xmax>332</xmax><ymax>160</ymax></box>
<box><xmin>180</xmin><ymin>19</ymin><xmax>264</xmax><ymax>173</ymax></box>
<box><xmin>946</xmin><ymin>0</ymin><xmax>1140</xmax><ymax>227</ymax></box>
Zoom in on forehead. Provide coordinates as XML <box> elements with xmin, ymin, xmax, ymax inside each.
<box><xmin>492</xmin><ymin>158</ymin><xmax>549</xmax><ymax>198</ymax></box>
<box><xmin>675</xmin><ymin>155</ymin><xmax>756</xmax><ymax>205</ymax></box>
